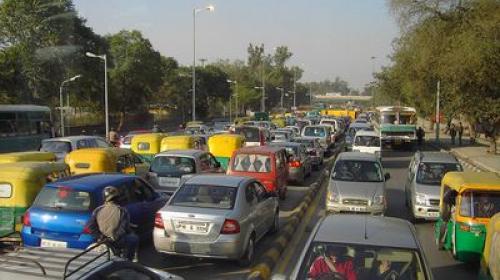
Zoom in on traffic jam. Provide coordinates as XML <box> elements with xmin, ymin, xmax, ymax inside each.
<box><xmin>0</xmin><ymin>109</ymin><xmax>499</xmax><ymax>280</ymax></box>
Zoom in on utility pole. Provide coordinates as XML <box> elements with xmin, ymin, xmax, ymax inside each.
<box><xmin>260</xmin><ymin>61</ymin><xmax>265</xmax><ymax>112</ymax></box>
<box><xmin>293</xmin><ymin>69</ymin><xmax>297</xmax><ymax>110</ymax></box>
<box><xmin>436</xmin><ymin>80</ymin><xmax>440</xmax><ymax>143</ymax></box>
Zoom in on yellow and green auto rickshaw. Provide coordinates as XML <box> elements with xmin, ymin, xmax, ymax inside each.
<box><xmin>207</xmin><ymin>134</ymin><xmax>245</xmax><ymax>170</ymax></box>
<box><xmin>160</xmin><ymin>135</ymin><xmax>204</xmax><ymax>152</ymax></box>
<box><xmin>0</xmin><ymin>151</ymin><xmax>56</xmax><ymax>163</ymax></box>
<box><xmin>131</xmin><ymin>133</ymin><xmax>168</xmax><ymax>163</ymax></box>
<box><xmin>479</xmin><ymin>212</ymin><xmax>500</xmax><ymax>279</ymax></box>
<box><xmin>0</xmin><ymin>161</ymin><xmax>70</xmax><ymax>241</ymax></box>
<box><xmin>435</xmin><ymin>171</ymin><xmax>500</xmax><ymax>262</ymax></box>
<box><xmin>65</xmin><ymin>147</ymin><xmax>149</xmax><ymax>177</ymax></box>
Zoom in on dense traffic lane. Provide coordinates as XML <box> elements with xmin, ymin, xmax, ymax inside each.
<box><xmin>137</xmin><ymin>163</ymin><xmax>327</xmax><ymax>280</ymax></box>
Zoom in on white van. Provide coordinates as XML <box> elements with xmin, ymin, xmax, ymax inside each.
<box><xmin>352</xmin><ymin>130</ymin><xmax>381</xmax><ymax>157</ymax></box>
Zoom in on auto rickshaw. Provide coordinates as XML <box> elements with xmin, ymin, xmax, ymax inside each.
<box><xmin>65</xmin><ymin>147</ymin><xmax>149</xmax><ymax>177</ymax></box>
<box><xmin>160</xmin><ymin>135</ymin><xmax>204</xmax><ymax>152</ymax></box>
<box><xmin>208</xmin><ymin>134</ymin><xmax>245</xmax><ymax>170</ymax></box>
<box><xmin>479</xmin><ymin>212</ymin><xmax>500</xmax><ymax>280</ymax></box>
<box><xmin>0</xmin><ymin>161</ymin><xmax>70</xmax><ymax>241</ymax></box>
<box><xmin>435</xmin><ymin>171</ymin><xmax>500</xmax><ymax>262</ymax></box>
<box><xmin>0</xmin><ymin>151</ymin><xmax>56</xmax><ymax>163</ymax></box>
<box><xmin>130</xmin><ymin>133</ymin><xmax>168</xmax><ymax>163</ymax></box>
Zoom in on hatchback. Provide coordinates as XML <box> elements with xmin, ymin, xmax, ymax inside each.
<box><xmin>290</xmin><ymin>215</ymin><xmax>433</xmax><ymax>280</ymax></box>
<box><xmin>301</xmin><ymin>125</ymin><xmax>333</xmax><ymax>151</ymax></box>
<box><xmin>21</xmin><ymin>174</ymin><xmax>167</xmax><ymax>249</ymax></box>
<box><xmin>269</xmin><ymin>142</ymin><xmax>312</xmax><ymax>185</ymax></box>
<box><xmin>293</xmin><ymin>137</ymin><xmax>324</xmax><ymax>169</ymax></box>
<box><xmin>153</xmin><ymin>175</ymin><xmax>279</xmax><ymax>266</ymax></box>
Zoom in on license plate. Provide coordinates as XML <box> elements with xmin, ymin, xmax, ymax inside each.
<box><xmin>41</xmin><ymin>239</ymin><xmax>67</xmax><ymax>248</ymax></box>
<box><xmin>428</xmin><ymin>212</ymin><xmax>440</xmax><ymax>217</ymax></box>
<box><xmin>159</xmin><ymin>177</ymin><xmax>180</xmax><ymax>187</ymax></box>
<box><xmin>174</xmin><ymin>221</ymin><xmax>208</xmax><ymax>233</ymax></box>
<box><xmin>348</xmin><ymin>206</ymin><xmax>365</xmax><ymax>212</ymax></box>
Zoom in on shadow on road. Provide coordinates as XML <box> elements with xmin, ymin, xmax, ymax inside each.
<box><xmin>432</xmin><ymin>262</ymin><xmax>479</xmax><ymax>279</ymax></box>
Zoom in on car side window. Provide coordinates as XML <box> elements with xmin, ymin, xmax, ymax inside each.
<box><xmin>245</xmin><ymin>183</ymin><xmax>257</xmax><ymax>205</ymax></box>
<box><xmin>253</xmin><ymin>182</ymin><xmax>267</xmax><ymax>202</ymax></box>
<box><xmin>129</xmin><ymin>179</ymin><xmax>154</xmax><ymax>202</ymax></box>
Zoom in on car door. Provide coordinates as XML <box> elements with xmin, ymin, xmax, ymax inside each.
<box><xmin>243</xmin><ymin>182</ymin><xmax>263</xmax><ymax>238</ymax></box>
<box><xmin>254</xmin><ymin>181</ymin><xmax>275</xmax><ymax>230</ymax></box>
<box><xmin>275</xmin><ymin>151</ymin><xmax>287</xmax><ymax>190</ymax></box>
<box><xmin>406</xmin><ymin>155</ymin><xmax>417</xmax><ymax>202</ymax></box>
<box><xmin>125</xmin><ymin>179</ymin><xmax>165</xmax><ymax>233</ymax></box>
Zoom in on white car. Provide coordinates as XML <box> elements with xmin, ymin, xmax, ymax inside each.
<box><xmin>40</xmin><ymin>136</ymin><xmax>111</xmax><ymax>161</ymax></box>
<box><xmin>352</xmin><ymin>130</ymin><xmax>381</xmax><ymax>157</ymax></box>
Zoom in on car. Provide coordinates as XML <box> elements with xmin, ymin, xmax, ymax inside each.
<box><xmin>271</xmin><ymin>130</ymin><xmax>294</xmax><ymax>143</ymax></box>
<box><xmin>0</xmin><ymin>245</ymin><xmax>183</xmax><ymax>280</ymax></box>
<box><xmin>319</xmin><ymin>118</ymin><xmax>341</xmax><ymax>141</ymax></box>
<box><xmin>326</xmin><ymin>152</ymin><xmax>389</xmax><ymax>215</ymax></box>
<box><xmin>40</xmin><ymin>136</ymin><xmax>112</xmax><ymax>161</ymax></box>
<box><xmin>147</xmin><ymin>149</ymin><xmax>225</xmax><ymax>194</ymax></box>
<box><xmin>293</xmin><ymin>137</ymin><xmax>325</xmax><ymax>169</ymax></box>
<box><xmin>301</xmin><ymin>125</ymin><xmax>333</xmax><ymax>152</ymax></box>
<box><xmin>352</xmin><ymin>130</ymin><xmax>381</xmax><ymax>157</ymax></box>
<box><xmin>269</xmin><ymin>141</ymin><xmax>312</xmax><ymax>185</ymax></box>
<box><xmin>21</xmin><ymin>174</ymin><xmax>167</xmax><ymax>249</ymax></box>
<box><xmin>153</xmin><ymin>174</ymin><xmax>279</xmax><ymax>266</ymax></box>
<box><xmin>290</xmin><ymin>215</ymin><xmax>433</xmax><ymax>280</ymax></box>
<box><xmin>119</xmin><ymin>130</ymin><xmax>151</xmax><ymax>149</ymax></box>
<box><xmin>235</xmin><ymin>126</ymin><xmax>269</xmax><ymax>147</ymax></box>
<box><xmin>405</xmin><ymin>151</ymin><xmax>463</xmax><ymax>221</ymax></box>
<box><xmin>345</xmin><ymin>122</ymin><xmax>372</xmax><ymax>151</ymax></box>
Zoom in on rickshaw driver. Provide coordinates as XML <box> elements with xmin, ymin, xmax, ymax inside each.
<box><xmin>476</xmin><ymin>193</ymin><xmax>495</xmax><ymax>218</ymax></box>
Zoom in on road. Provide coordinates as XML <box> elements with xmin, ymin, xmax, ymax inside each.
<box><xmin>139</xmin><ymin>144</ymin><xmax>480</xmax><ymax>280</ymax></box>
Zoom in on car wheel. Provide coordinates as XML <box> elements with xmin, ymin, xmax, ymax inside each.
<box><xmin>238</xmin><ymin>235</ymin><xmax>255</xmax><ymax>267</ymax></box>
<box><xmin>269</xmin><ymin>210</ymin><xmax>280</xmax><ymax>234</ymax></box>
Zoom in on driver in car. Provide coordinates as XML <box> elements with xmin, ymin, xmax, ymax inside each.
<box><xmin>308</xmin><ymin>246</ymin><xmax>357</xmax><ymax>280</ymax></box>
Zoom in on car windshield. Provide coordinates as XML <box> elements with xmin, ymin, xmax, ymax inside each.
<box><xmin>40</xmin><ymin>141</ymin><xmax>71</xmax><ymax>153</ymax></box>
<box><xmin>354</xmin><ymin>136</ymin><xmax>381</xmax><ymax>147</ymax></box>
<box><xmin>33</xmin><ymin>187</ymin><xmax>92</xmax><ymax>211</ymax></box>
<box><xmin>235</xmin><ymin>127</ymin><xmax>260</xmax><ymax>142</ymax></box>
<box><xmin>304</xmin><ymin>127</ymin><xmax>326</xmax><ymax>137</ymax></box>
<box><xmin>416</xmin><ymin>162</ymin><xmax>461</xmax><ymax>185</ymax></box>
<box><xmin>298</xmin><ymin>242</ymin><xmax>428</xmax><ymax>280</ymax></box>
<box><xmin>460</xmin><ymin>191</ymin><xmax>500</xmax><ymax>218</ymax></box>
<box><xmin>170</xmin><ymin>184</ymin><xmax>237</xmax><ymax>209</ymax></box>
<box><xmin>151</xmin><ymin>156</ymin><xmax>196</xmax><ymax>175</ymax></box>
<box><xmin>232</xmin><ymin>153</ymin><xmax>271</xmax><ymax>173</ymax></box>
<box><xmin>332</xmin><ymin>160</ymin><xmax>383</xmax><ymax>182</ymax></box>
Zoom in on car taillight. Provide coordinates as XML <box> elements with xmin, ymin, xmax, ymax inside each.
<box><xmin>22</xmin><ymin>211</ymin><xmax>31</xmax><ymax>227</ymax></box>
<box><xmin>82</xmin><ymin>225</ymin><xmax>92</xmax><ymax>234</ymax></box>
<box><xmin>289</xmin><ymin>160</ymin><xmax>301</xmax><ymax>168</ymax></box>
<box><xmin>221</xmin><ymin>219</ymin><xmax>240</xmax><ymax>234</ymax></box>
<box><xmin>154</xmin><ymin>212</ymin><xmax>164</xmax><ymax>229</ymax></box>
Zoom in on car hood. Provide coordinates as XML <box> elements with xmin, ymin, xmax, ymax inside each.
<box><xmin>331</xmin><ymin>180</ymin><xmax>384</xmax><ymax>199</ymax></box>
<box><xmin>415</xmin><ymin>182</ymin><xmax>441</xmax><ymax>198</ymax></box>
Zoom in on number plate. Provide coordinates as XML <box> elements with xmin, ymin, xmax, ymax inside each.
<box><xmin>40</xmin><ymin>239</ymin><xmax>67</xmax><ymax>248</ymax></box>
<box><xmin>348</xmin><ymin>206</ymin><xmax>365</xmax><ymax>212</ymax></box>
<box><xmin>159</xmin><ymin>177</ymin><xmax>180</xmax><ymax>187</ymax></box>
<box><xmin>428</xmin><ymin>212</ymin><xmax>440</xmax><ymax>217</ymax></box>
<box><xmin>174</xmin><ymin>221</ymin><xmax>208</xmax><ymax>234</ymax></box>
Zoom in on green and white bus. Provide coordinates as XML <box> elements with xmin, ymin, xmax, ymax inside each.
<box><xmin>375</xmin><ymin>106</ymin><xmax>417</xmax><ymax>149</ymax></box>
<box><xmin>0</xmin><ymin>105</ymin><xmax>54</xmax><ymax>153</ymax></box>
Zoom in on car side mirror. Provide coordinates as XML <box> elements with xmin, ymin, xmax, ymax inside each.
<box><xmin>385</xmin><ymin>173</ymin><xmax>391</xmax><ymax>180</ymax></box>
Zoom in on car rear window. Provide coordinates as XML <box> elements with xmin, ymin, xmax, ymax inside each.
<box><xmin>151</xmin><ymin>156</ymin><xmax>196</xmax><ymax>174</ymax></box>
<box><xmin>232</xmin><ymin>153</ymin><xmax>271</xmax><ymax>173</ymax></box>
<box><xmin>171</xmin><ymin>184</ymin><xmax>237</xmax><ymax>209</ymax></box>
<box><xmin>354</xmin><ymin>136</ymin><xmax>381</xmax><ymax>147</ymax></box>
<box><xmin>235</xmin><ymin>127</ymin><xmax>260</xmax><ymax>142</ymax></box>
<box><xmin>40</xmin><ymin>141</ymin><xmax>71</xmax><ymax>153</ymax></box>
<box><xmin>303</xmin><ymin>127</ymin><xmax>326</xmax><ymax>137</ymax></box>
<box><xmin>33</xmin><ymin>186</ymin><xmax>92</xmax><ymax>211</ymax></box>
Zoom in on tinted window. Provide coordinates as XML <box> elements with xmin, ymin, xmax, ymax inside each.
<box><xmin>232</xmin><ymin>153</ymin><xmax>271</xmax><ymax>173</ymax></box>
<box><xmin>34</xmin><ymin>187</ymin><xmax>92</xmax><ymax>211</ymax></box>
<box><xmin>151</xmin><ymin>156</ymin><xmax>196</xmax><ymax>175</ymax></box>
<box><xmin>354</xmin><ymin>136</ymin><xmax>380</xmax><ymax>147</ymax></box>
<box><xmin>40</xmin><ymin>141</ymin><xmax>71</xmax><ymax>153</ymax></box>
<box><xmin>235</xmin><ymin>127</ymin><xmax>260</xmax><ymax>142</ymax></box>
<box><xmin>416</xmin><ymin>162</ymin><xmax>461</xmax><ymax>185</ymax></box>
<box><xmin>333</xmin><ymin>160</ymin><xmax>383</xmax><ymax>182</ymax></box>
<box><xmin>303</xmin><ymin>127</ymin><xmax>326</xmax><ymax>137</ymax></box>
<box><xmin>171</xmin><ymin>184</ymin><xmax>237</xmax><ymax>209</ymax></box>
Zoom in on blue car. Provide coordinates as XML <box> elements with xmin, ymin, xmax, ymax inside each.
<box><xmin>21</xmin><ymin>174</ymin><xmax>167</xmax><ymax>249</ymax></box>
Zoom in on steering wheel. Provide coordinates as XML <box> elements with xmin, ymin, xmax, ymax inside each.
<box><xmin>316</xmin><ymin>272</ymin><xmax>347</xmax><ymax>280</ymax></box>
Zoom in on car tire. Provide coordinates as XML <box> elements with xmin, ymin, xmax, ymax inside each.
<box><xmin>238</xmin><ymin>235</ymin><xmax>255</xmax><ymax>267</ymax></box>
<box><xmin>269</xmin><ymin>210</ymin><xmax>280</xmax><ymax>234</ymax></box>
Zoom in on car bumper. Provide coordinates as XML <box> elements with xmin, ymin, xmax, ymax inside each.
<box><xmin>326</xmin><ymin>202</ymin><xmax>385</xmax><ymax>215</ymax></box>
<box><xmin>153</xmin><ymin>228</ymin><xmax>245</xmax><ymax>259</ymax></box>
<box><xmin>412</xmin><ymin>204</ymin><xmax>440</xmax><ymax>220</ymax></box>
<box><xmin>21</xmin><ymin>227</ymin><xmax>94</xmax><ymax>249</ymax></box>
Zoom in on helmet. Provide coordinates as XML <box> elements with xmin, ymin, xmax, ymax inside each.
<box><xmin>103</xmin><ymin>186</ymin><xmax>120</xmax><ymax>202</ymax></box>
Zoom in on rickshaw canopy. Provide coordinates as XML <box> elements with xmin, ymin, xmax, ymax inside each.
<box><xmin>161</xmin><ymin>135</ymin><xmax>200</xmax><ymax>151</ymax></box>
<box><xmin>208</xmin><ymin>134</ymin><xmax>245</xmax><ymax>158</ymax></box>
<box><xmin>0</xmin><ymin>151</ymin><xmax>56</xmax><ymax>163</ymax></box>
<box><xmin>131</xmin><ymin>133</ymin><xmax>168</xmax><ymax>154</ymax></box>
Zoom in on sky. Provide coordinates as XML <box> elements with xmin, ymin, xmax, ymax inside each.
<box><xmin>73</xmin><ymin>0</ymin><xmax>400</xmax><ymax>90</ymax></box>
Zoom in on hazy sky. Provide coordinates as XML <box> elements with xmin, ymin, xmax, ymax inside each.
<box><xmin>74</xmin><ymin>0</ymin><xmax>400</xmax><ymax>89</ymax></box>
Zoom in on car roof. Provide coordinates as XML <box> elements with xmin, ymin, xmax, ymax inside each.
<box><xmin>269</xmin><ymin>142</ymin><xmax>302</xmax><ymax>148</ymax></box>
<box><xmin>314</xmin><ymin>215</ymin><xmax>418</xmax><ymax>249</ymax></box>
<box><xmin>185</xmin><ymin>174</ymin><xmax>252</xmax><ymax>187</ymax></box>
<box><xmin>354</xmin><ymin>130</ymin><xmax>379</xmax><ymax>137</ymax></box>
<box><xmin>236</xmin><ymin>145</ymin><xmax>285</xmax><ymax>154</ymax></box>
<box><xmin>337</xmin><ymin>152</ymin><xmax>378</xmax><ymax>161</ymax></box>
<box><xmin>349</xmin><ymin>122</ymin><xmax>371</xmax><ymax>128</ymax></box>
<box><xmin>47</xmin><ymin>174</ymin><xmax>135</xmax><ymax>192</ymax></box>
<box><xmin>42</xmin><ymin>136</ymin><xmax>101</xmax><ymax>142</ymax></box>
<box><xmin>155</xmin><ymin>149</ymin><xmax>205</xmax><ymax>157</ymax></box>
<box><xmin>417</xmin><ymin>151</ymin><xmax>459</xmax><ymax>163</ymax></box>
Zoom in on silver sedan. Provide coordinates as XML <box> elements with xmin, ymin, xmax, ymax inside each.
<box><xmin>153</xmin><ymin>174</ymin><xmax>279</xmax><ymax>266</ymax></box>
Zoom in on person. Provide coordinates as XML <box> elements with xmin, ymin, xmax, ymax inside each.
<box><xmin>458</xmin><ymin>122</ymin><xmax>464</xmax><ymax>146</ymax></box>
<box><xmin>86</xmin><ymin>186</ymin><xmax>138</xmax><ymax>261</ymax></box>
<box><xmin>308</xmin><ymin>246</ymin><xmax>357</xmax><ymax>280</ymax></box>
<box><xmin>371</xmin><ymin>259</ymin><xmax>399</xmax><ymax>280</ymax></box>
<box><xmin>476</xmin><ymin>193</ymin><xmax>495</xmax><ymax>218</ymax></box>
<box><xmin>416</xmin><ymin>127</ymin><xmax>425</xmax><ymax>146</ymax></box>
<box><xmin>108</xmin><ymin>127</ymin><xmax>119</xmax><ymax>147</ymax></box>
<box><xmin>449</xmin><ymin>124</ymin><xmax>457</xmax><ymax>145</ymax></box>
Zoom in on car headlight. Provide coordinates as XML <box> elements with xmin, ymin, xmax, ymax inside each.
<box><xmin>415</xmin><ymin>193</ymin><xmax>427</xmax><ymax>205</ymax></box>
<box><xmin>373</xmin><ymin>195</ymin><xmax>385</xmax><ymax>205</ymax></box>
<box><xmin>328</xmin><ymin>190</ymin><xmax>340</xmax><ymax>202</ymax></box>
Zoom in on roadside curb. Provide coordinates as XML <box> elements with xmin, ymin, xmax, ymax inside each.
<box><xmin>246</xmin><ymin>153</ymin><xmax>336</xmax><ymax>280</ymax></box>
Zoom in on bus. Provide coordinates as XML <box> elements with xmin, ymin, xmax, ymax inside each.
<box><xmin>375</xmin><ymin>106</ymin><xmax>417</xmax><ymax>150</ymax></box>
<box><xmin>0</xmin><ymin>105</ymin><xmax>54</xmax><ymax>153</ymax></box>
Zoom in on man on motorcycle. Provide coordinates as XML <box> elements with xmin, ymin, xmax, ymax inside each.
<box><xmin>87</xmin><ymin>186</ymin><xmax>138</xmax><ymax>261</ymax></box>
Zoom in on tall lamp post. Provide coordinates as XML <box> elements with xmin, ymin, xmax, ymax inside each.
<box><xmin>227</xmin><ymin>79</ymin><xmax>238</xmax><ymax>120</ymax></box>
<box><xmin>85</xmin><ymin>52</ymin><xmax>109</xmax><ymax>139</ymax></box>
<box><xmin>59</xmin><ymin>75</ymin><xmax>82</xmax><ymax>136</ymax></box>
<box><xmin>276</xmin><ymin>87</ymin><xmax>285</xmax><ymax>109</ymax></box>
<box><xmin>192</xmin><ymin>5</ymin><xmax>215</xmax><ymax>122</ymax></box>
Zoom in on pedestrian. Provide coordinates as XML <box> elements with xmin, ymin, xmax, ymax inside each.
<box><xmin>108</xmin><ymin>127</ymin><xmax>119</xmax><ymax>147</ymax></box>
<box><xmin>458</xmin><ymin>122</ymin><xmax>464</xmax><ymax>146</ymax></box>
<box><xmin>416</xmin><ymin>126</ymin><xmax>425</xmax><ymax>146</ymax></box>
<box><xmin>449</xmin><ymin>124</ymin><xmax>457</xmax><ymax>145</ymax></box>
<box><xmin>86</xmin><ymin>186</ymin><xmax>138</xmax><ymax>261</ymax></box>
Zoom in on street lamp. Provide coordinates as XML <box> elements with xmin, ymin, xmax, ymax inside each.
<box><xmin>227</xmin><ymin>79</ymin><xmax>238</xmax><ymax>121</ymax></box>
<box><xmin>276</xmin><ymin>87</ymin><xmax>285</xmax><ymax>109</ymax></box>
<box><xmin>192</xmin><ymin>4</ymin><xmax>215</xmax><ymax>122</ymax></box>
<box><xmin>59</xmin><ymin>74</ymin><xmax>82</xmax><ymax>136</ymax></box>
<box><xmin>85</xmin><ymin>51</ymin><xmax>109</xmax><ymax>139</ymax></box>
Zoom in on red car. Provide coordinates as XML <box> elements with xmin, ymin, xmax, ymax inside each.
<box><xmin>227</xmin><ymin>146</ymin><xmax>288</xmax><ymax>200</ymax></box>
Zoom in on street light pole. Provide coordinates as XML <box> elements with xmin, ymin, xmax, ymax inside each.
<box><xmin>227</xmin><ymin>79</ymin><xmax>237</xmax><ymax>121</ymax></box>
<box><xmin>276</xmin><ymin>87</ymin><xmax>285</xmax><ymax>109</ymax></box>
<box><xmin>293</xmin><ymin>69</ymin><xmax>296</xmax><ymax>109</ymax></box>
<box><xmin>86</xmin><ymin>52</ymin><xmax>109</xmax><ymax>139</ymax></box>
<box><xmin>192</xmin><ymin>5</ymin><xmax>214</xmax><ymax>122</ymax></box>
<box><xmin>59</xmin><ymin>75</ymin><xmax>82</xmax><ymax>136</ymax></box>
